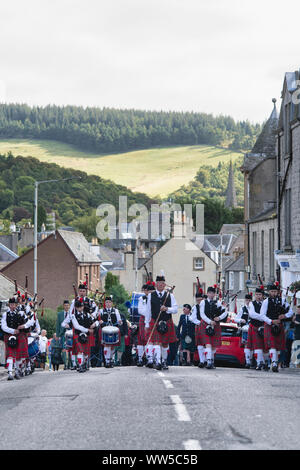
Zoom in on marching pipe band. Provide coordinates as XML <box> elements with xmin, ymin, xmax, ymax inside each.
<box><xmin>1</xmin><ymin>271</ymin><xmax>298</xmax><ymax>381</ymax></box>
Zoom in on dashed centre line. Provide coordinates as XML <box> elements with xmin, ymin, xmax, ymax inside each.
<box><xmin>170</xmin><ymin>395</ymin><xmax>191</xmax><ymax>422</ymax></box>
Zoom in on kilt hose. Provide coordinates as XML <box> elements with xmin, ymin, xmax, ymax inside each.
<box><xmin>246</xmin><ymin>323</ymin><xmax>265</xmax><ymax>350</ymax></box>
<box><xmin>137</xmin><ymin>316</ymin><xmax>147</xmax><ymax>346</ymax></box>
<box><xmin>4</xmin><ymin>332</ymin><xmax>29</xmax><ymax>360</ymax></box>
<box><xmin>73</xmin><ymin>334</ymin><xmax>91</xmax><ymax>356</ymax></box>
<box><xmin>199</xmin><ymin>320</ymin><xmax>222</xmax><ymax>348</ymax></box>
<box><xmin>195</xmin><ymin>324</ymin><xmax>204</xmax><ymax>346</ymax></box>
<box><xmin>146</xmin><ymin>318</ymin><xmax>177</xmax><ymax>347</ymax></box>
<box><xmin>264</xmin><ymin>323</ymin><xmax>286</xmax><ymax>351</ymax></box>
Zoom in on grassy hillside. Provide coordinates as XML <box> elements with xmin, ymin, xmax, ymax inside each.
<box><xmin>0</xmin><ymin>139</ymin><xmax>243</xmax><ymax>197</ymax></box>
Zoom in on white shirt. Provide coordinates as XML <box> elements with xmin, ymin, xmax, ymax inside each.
<box><xmin>190</xmin><ymin>303</ymin><xmax>202</xmax><ymax>325</ymax></box>
<box><xmin>138</xmin><ymin>295</ymin><xmax>147</xmax><ymax>317</ymax></box>
<box><xmin>39</xmin><ymin>335</ymin><xmax>48</xmax><ymax>353</ymax></box>
<box><xmin>144</xmin><ymin>290</ymin><xmax>178</xmax><ymax>328</ymax></box>
<box><xmin>234</xmin><ymin>304</ymin><xmax>250</xmax><ymax>324</ymax></box>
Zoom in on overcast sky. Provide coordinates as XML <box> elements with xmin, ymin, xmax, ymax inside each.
<box><xmin>0</xmin><ymin>0</ymin><xmax>299</xmax><ymax>123</ymax></box>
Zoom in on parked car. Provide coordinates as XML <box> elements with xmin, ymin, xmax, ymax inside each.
<box><xmin>215</xmin><ymin>322</ymin><xmax>245</xmax><ymax>366</ymax></box>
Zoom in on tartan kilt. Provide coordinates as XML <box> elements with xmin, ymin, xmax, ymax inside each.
<box><xmin>264</xmin><ymin>323</ymin><xmax>286</xmax><ymax>351</ymax></box>
<box><xmin>98</xmin><ymin>327</ymin><xmax>121</xmax><ymax>347</ymax></box>
<box><xmin>73</xmin><ymin>334</ymin><xmax>91</xmax><ymax>356</ymax></box>
<box><xmin>199</xmin><ymin>320</ymin><xmax>222</xmax><ymax>348</ymax></box>
<box><xmin>72</xmin><ymin>328</ymin><xmax>78</xmax><ymax>355</ymax></box>
<box><xmin>137</xmin><ymin>316</ymin><xmax>147</xmax><ymax>346</ymax></box>
<box><xmin>88</xmin><ymin>332</ymin><xmax>96</xmax><ymax>348</ymax></box>
<box><xmin>146</xmin><ymin>318</ymin><xmax>177</xmax><ymax>347</ymax></box>
<box><xmin>4</xmin><ymin>333</ymin><xmax>29</xmax><ymax>360</ymax></box>
<box><xmin>195</xmin><ymin>324</ymin><xmax>204</xmax><ymax>346</ymax></box>
<box><xmin>246</xmin><ymin>323</ymin><xmax>264</xmax><ymax>350</ymax></box>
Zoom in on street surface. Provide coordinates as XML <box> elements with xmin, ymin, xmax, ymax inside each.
<box><xmin>0</xmin><ymin>365</ymin><xmax>299</xmax><ymax>450</ymax></box>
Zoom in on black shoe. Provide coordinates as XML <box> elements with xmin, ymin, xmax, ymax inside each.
<box><xmin>245</xmin><ymin>363</ymin><xmax>251</xmax><ymax>369</ymax></box>
<box><xmin>71</xmin><ymin>366</ymin><xmax>77</xmax><ymax>370</ymax></box>
<box><xmin>264</xmin><ymin>363</ymin><xmax>270</xmax><ymax>371</ymax></box>
<box><xmin>146</xmin><ymin>361</ymin><xmax>153</xmax><ymax>368</ymax></box>
<box><xmin>272</xmin><ymin>362</ymin><xmax>279</xmax><ymax>373</ymax></box>
<box><xmin>155</xmin><ymin>363</ymin><xmax>162</xmax><ymax>370</ymax></box>
<box><xmin>206</xmin><ymin>361</ymin><xmax>213</xmax><ymax>369</ymax></box>
<box><xmin>137</xmin><ymin>360</ymin><xmax>143</xmax><ymax>367</ymax></box>
<box><xmin>162</xmin><ymin>361</ymin><xmax>169</xmax><ymax>370</ymax></box>
<box><xmin>256</xmin><ymin>362</ymin><xmax>264</xmax><ymax>371</ymax></box>
<box><xmin>198</xmin><ymin>362</ymin><xmax>205</xmax><ymax>368</ymax></box>
<box><xmin>7</xmin><ymin>373</ymin><xmax>14</xmax><ymax>381</ymax></box>
<box><xmin>14</xmin><ymin>371</ymin><xmax>21</xmax><ymax>380</ymax></box>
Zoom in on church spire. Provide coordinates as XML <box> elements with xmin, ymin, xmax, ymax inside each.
<box><xmin>225</xmin><ymin>160</ymin><xmax>237</xmax><ymax>209</ymax></box>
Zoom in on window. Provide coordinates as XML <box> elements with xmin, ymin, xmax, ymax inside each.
<box><xmin>284</xmin><ymin>189</ymin><xmax>292</xmax><ymax>246</ymax></box>
<box><xmin>239</xmin><ymin>271</ymin><xmax>244</xmax><ymax>291</ymax></box>
<box><xmin>229</xmin><ymin>271</ymin><xmax>234</xmax><ymax>291</ymax></box>
<box><xmin>193</xmin><ymin>257</ymin><xmax>204</xmax><ymax>270</ymax></box>
<box><xmin>252</xmin><ymin>232</ymin><xmax>257</xmax><ymax>277</ymax></box>
<box><xmin>269</xmin><ymin>229</ymin><xmax>275</xmax><ymax>280</ymax></box>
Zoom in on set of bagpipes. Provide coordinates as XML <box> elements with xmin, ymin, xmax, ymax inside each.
<box><xmin>69</xmin><ymin>273</ymin><xmax>107</xmax><ymax>345</ymax></box>
<box><xmin>6</xmin><ymin>278</ymin><xmax>44</xmax><ymax>349</ymax></box>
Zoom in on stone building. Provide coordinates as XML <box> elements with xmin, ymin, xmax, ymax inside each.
<box><xmin>275</xmin><ymin>71</ymin><xmax>300</xmax><ymax>289</ymax></box>
<box><xmin>241</xmin><ymin>99</ymin><xmax>279</xmax><ymax>290</ymax></box>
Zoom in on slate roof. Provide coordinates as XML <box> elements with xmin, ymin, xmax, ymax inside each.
<box><xmin>58</xmin><ymin>229</ymin><xmax>100</xmax><ymax>263</ymax></box>
<box><xmin>0</xmin><ymin>243</ymin><xmax>18</xmax><ymax>263</ymax></box>
<box><xmin>0</xmin><ymin>272</ymin><xmax>27</xmax><ymax>301</ymax></box>
<box><xmin>224</xmin><ymin>254</ymin><xmax>245</xmax><ymax>272</ymax></box>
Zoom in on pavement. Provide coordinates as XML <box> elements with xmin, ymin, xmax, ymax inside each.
<box><xmin>0</xmin><ymin>364</ymin><xmax>300</xmax><ymax>450</ymax></box>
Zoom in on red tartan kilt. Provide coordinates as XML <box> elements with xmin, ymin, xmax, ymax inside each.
<box><xmin>246</xmin><ymin>324</ymin><xmax>264</xmax><ymax>350</ymax></box>
<box><xmin>264</xmin><ymin>323</ymin><xmax>286</xmax><ymax>350</ymax></box>
<box><xmin>4</xmin><ymin>333</ymin><xmax>29</xmax><ymax>360</ymax></box>
<box><xmin>137</xmin><ymin>316</ymin><xmax>147</xmax><ymax>346</ymax></box>
<box><xmin>146</xmin><ymin>318</ymin><xmax>177</xmax><ymax>346</ymax></box>
<box><xmin>73</xmin><ymin>334</ymin><xmax>91</xmax><ymax>355</ymax></box>
<box><xmin>98</xmin><ymin>327</ymin><xmax>121</xmax><ymax>347</ymax></box>
<box><xmin>88</xmin><ymin>333</ymin><xmax>96</xmax><ymax>348</ymax></box>
<box><xmin>199</xmin><ymin>320</ymin><xmax>222</xmax><ymax>347</ymax></box>
<box><xmin>195</xmin><ymin>324</ymin><xmax>204</xmax><ymax>346</ymax></box>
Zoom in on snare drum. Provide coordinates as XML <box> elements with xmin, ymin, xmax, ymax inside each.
<box><xmin>101</xmin><ymin>325</ymin><xmax>120</xmax><ymax>345</ymax></box>
<box><xmin>129</xmin><ymin>292</ymin><xmax>144</xmax><ymax>324</ymax></box>
<box><xmin>28</xmin><ymin>339</ymin><xmax>39</xmax><ymax>358</ymax></box>
<box><xmin>65</xmin><ymin>329</ymin><xmax>73</xmax><ymax>349</ymax></box>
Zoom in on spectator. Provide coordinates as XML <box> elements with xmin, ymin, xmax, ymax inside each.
<box><xmin>56</xmin><ymin>300</ymin><xmax>71</xmax><ymax>369</ymax></box>
<box><xmin>51</xmin><ymin>333</ymin><xmax>63</xmax><ymax>371</ymax></box>
<box><xmin>38</xmin><ymin>329</ymin><xmax>48</xmax><ymax>370</ymax></box>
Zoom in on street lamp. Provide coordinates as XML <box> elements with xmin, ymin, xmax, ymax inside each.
<box><xmin>33</xmin><ymin>177</ymin><xmax>81</xmax><ymax>295</ymax></box>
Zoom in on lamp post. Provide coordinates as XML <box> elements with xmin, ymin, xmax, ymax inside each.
<box><xmin>33</xmin><ymin>177</ymin><xmax>81</xmax><ymax>295</ymax></box>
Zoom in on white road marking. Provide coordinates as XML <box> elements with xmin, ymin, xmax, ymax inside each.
<box><xmin>183</xmin><ymin>439</ymin><xmax>202</xmax><ymax>450</ymax></box>
<box><xmin>157</xmin><ymin>371</ymin><xmax>165</xmax><ymax>377</ymax></box>
<box><xmin>162</xmin><ymin>379</ymin><xmax>174</xmax><ymax>389</ymax></box>
<box><xmin>170</xmin><ymin>395</ymin><xmax>191</xmax><ymax>422</ymax></box>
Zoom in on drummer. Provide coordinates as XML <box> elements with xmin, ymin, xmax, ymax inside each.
<box><xmin>99</xmin><ymin>296</ymin><xmax>122</xmax><ymax>368</ymax></box>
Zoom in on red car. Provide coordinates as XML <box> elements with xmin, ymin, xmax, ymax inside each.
<box><xmin>215</xmin><ymin>322</ymin><xmax>245</xmax><ymax>367</ymax></box>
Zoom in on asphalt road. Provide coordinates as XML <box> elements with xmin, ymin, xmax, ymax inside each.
<box><xmin>0</xmin><ymin>365</ymin><xmax>299</xmax><ymax>450</ymax></box>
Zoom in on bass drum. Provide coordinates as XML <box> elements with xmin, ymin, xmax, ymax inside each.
<box><xmin>129</xmin><ymin>292</ymin><xmax>144</xmax><ymax>324</ymax></box>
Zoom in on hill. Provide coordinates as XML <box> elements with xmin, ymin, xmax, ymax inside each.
<box><xmin>0</xmin><ymin>104</ymin><xmax>261</xmax><ymax>154</ymax></box>
<box><xmin>0</xmin><ymin>153</ymin><xmax>154</xmax><ymax>236</ymax></box>
<box><xmin>0</xmin><ymin>139</ymin><xmax>243</xmax><ymax>197</ymax></box>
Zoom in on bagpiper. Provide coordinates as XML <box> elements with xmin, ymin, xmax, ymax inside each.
<box><xmin>71</xmin><ymin>298</ymin><xmax>99</xmax><ymax>372</ymax></box>
<box><xmin>1</xmin><ymin>297</ymin><xmax>34</xmax><ymax>380</ymax></box>
<box><xmin>247</xmin><ymin>288</ymin><xmax>266</xmax><ymax>370</ymax></box>
<box><xmin>260</xmin><ymin>283</ymin><xmax>293</xmax><ymax>372</ymax></box>
<box><xmin>144</xmin><ymin>273</ymin><xmax>178</xmax><ymax>370</ymax></box>
<box><xmin>234</xmin><ymin>293</ymin><xmax>252</xmax><ymax>368</ymax></box>
<box><xmin>190</xmin><ymin>291</ymin><xmax>206</xmax><ymax>367</ymax></box>
<box><xmin>137</xmin><ymin>283</ymin><xmax>156</xmax><ymax>367</ymax></box>
<box><xmin>199</xmin><ymin>286</ymin><xmax>227</xmax><ymax>369</ymax></box>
